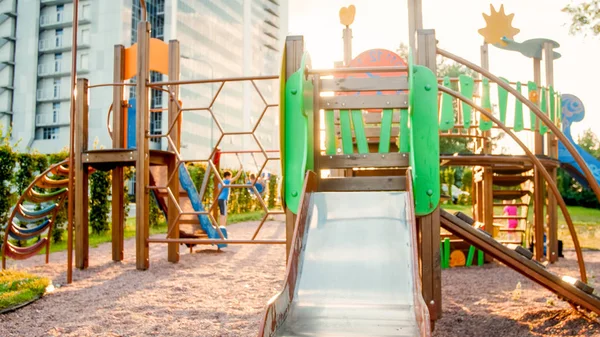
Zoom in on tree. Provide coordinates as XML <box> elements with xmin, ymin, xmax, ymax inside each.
<box><xmin>577</xmin><ymin>128</ymin><xmax>600</xmax><ymax>158</ymax></box>
<box><xmin>563</xmin><ymin>1</ymin><xmax>600</xmax><ymax>36</ymax></box>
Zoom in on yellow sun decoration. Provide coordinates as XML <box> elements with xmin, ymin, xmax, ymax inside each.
<box><xmin>478</xmin><ymin>4</ymin><xmax>520</xmax><ymax>46</ymax></box>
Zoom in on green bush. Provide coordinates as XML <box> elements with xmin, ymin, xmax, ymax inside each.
<box><xmin>268</xmin><ymin>174</ymin><xmax>278</xmax><ymax>209</ymax></box>
<box><xmin>89</xmin><ymin>169</ymin><xmax>111</xmax><ymax>235</ymax></box>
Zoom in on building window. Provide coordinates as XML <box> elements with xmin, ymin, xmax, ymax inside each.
<box><xmin>150</xmin><ymin>111</ymin><xmax>162</xmax><ymax>143</ymax></box>
<box><xmin>52</xmin><ymin>103</ymin><xmax>60</xmax><ymax>123</ymax></box>
<box><xmin>54</xmin><ymin>53</ymin><xmax>62</xmax><ymax>72</ymax></box>
<box><xmin>55</xmin><ymin>28</ymin><xmax>63</xmax><ymax>47</ymax></box>
<box><xmin>43</xmin><ymin>127</ymin><xmax>58</xmax><ymax>140</ymax></box>
<box><xmin>81</xmin><ymin>29</ymin><xmax>90</xmax><ymax>44</ymax></box>
<box><xmin>56</xmin><ymin>5</ymin><xmax>64</xmax><ymax>22</ymax></box>
<box><xmin>80</xmin><ymin>53</ymin><xmax>89</xmax><ymax>71</ymax></box>
<box><xmin>82</xmin><ymin>4</ymin><xmax>90</xmax><ymax>20</ymax></box>
<box><xmin>53</xmin><ymin>79</ymin><xmax>60</xmax><ymax>98</ymax></box>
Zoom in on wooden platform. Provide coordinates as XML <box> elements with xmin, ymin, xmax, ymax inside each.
<box><xmin>82</xmin><ymin>149</ymin><xmax>175</xmax><ymax>170</ymax></box>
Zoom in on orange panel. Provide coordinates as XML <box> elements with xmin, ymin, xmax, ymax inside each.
<box><xmin>123</xmin><ymin>38</ymin><xmax>170</xmax><ymax>80</ymax></box>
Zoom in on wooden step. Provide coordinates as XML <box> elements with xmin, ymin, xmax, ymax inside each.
<box><xmin>492</xmin><ymin>190</ymin><xmax>530</xmax><ymax>200</ymax></box>
<box><xmin>319</xmin><ymin>176</ymin><xmax>406</xmax><ymax>192</ymax></box>
<box><xmin>493</xmin><ymin>215</ymin><xmax>528</xmax><ymax>220</ymax></box>
<box><xmin>494</xmin><ymin>203</ymin><xmax>529</xmax><ymax>207</ymax></box>
<box><xmin>492</xmin><ymin>175</ymin><xmax>533</xmax><ymax>187</ymax></box>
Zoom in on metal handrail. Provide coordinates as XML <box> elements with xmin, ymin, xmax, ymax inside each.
<box><xmin>440</xmin><ymin>85</ymin><xmax>587</xmax><ymax>283</ymax></box>
<box><xmin>437</xmin><ymin>48</ymin><xmax>600</xmax><ymax>205</ymax></box>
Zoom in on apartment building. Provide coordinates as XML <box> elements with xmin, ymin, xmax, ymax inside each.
<box><xmin>3</xmin><ymin>0</ymin><xmax>287</xmax><ymax>169</ymax></box>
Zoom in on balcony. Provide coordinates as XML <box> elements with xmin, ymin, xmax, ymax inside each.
<box><xmin>41</xmin><ymin>0</ymin><xmax>73</xmax><ymax>6</ymax></box>
<box><xmin>35</xmin><ymin>113</ymin><xmax>67</xmax><ymax>127</ymax></box>
<box><xmin>38</xmin><ymin>61</ymin><xmax>68</xmax><ymax>77</ymax></box>
<box><xmin>38</xmin><ymin>34</ymin><xmax>90</xmax><ymax>53</ymax></box>
<box><xmin>39</xmin><ymin>10</ymin><xmax>91</xmax><ymax>29</ymax></box>
<box><xmin>36</xmin><ymin>87</ymin><xmax>68</xmax><ymax>102</ymax></box>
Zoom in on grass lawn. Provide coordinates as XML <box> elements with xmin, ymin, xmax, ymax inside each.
<box><xmin>442</xmin><ymin>203</ymin><xmax>600</xmax><ymax>250</ymax></box>
<box><xmin>0</xmin><ymin>270</ymin><xmax>50</xmax><ymax>311</ymax></box>
<box><xmin>44</xmin><ymin>210</ymin><xmax>268</xmax><ymax>254</ymax></box>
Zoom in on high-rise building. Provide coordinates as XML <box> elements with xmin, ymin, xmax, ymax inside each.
<box><xmin>4</xmin><ymin>0</ymin><xmax>288</xmax><ymax>169</ymax></box>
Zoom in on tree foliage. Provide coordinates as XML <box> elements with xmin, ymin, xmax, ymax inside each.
<box><xmin>563</xmin><ymin>1</ymin><xmax>600</xmax><ymax>36</ymax></box>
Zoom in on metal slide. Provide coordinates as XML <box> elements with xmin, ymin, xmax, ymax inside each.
<box><xmin>440</xmin><ymin>209</ymin><xmax>600</xmax><ymax>315</ymax></box>
<box><xmin>260</xmin><ymin>191</ymin><xmax>430</xmax><ymax>336</ymax></box>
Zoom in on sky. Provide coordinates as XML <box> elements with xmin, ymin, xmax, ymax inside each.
<box><xmin>287</xmin><ymin>0</ymin><xmax>600</xmax><ymax>141</ymax></box>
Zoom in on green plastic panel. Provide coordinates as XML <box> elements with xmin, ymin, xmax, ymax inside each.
<box><xmin>480</xmin><ymin>78</ymin><xmax>493</xmax><ymax>131</ymax></box>
<box><xmin>459</xmin><ymin>75</ymin><xmax>474</xmax><ymax>129</ymax></box>
<box><xmin>549</xmin><ymin>86</ymin><xmax>556</xmax><ymax>125</ymax></box>
<box><xmin>409</xmin><ymin>65</ymin><xmax>440</xmax><ymax>216</ymax></box>
<box><xmin>439</xmin><ymin>76</ymin><xmax>454</xmax><ymax>131</ymax></box>
<box><xmin>284</xmin><ymin>70</ymin><xmax>307</xmax><ymax>214</ymax></box>
<box><xmin>351</xmin><ymin>109</ymin><xmax>369</xmax><ymax>154</ymax></box>
<box><xmin>498</xmin><ymin>77</ymin><xmax>509</xmax><ymax>125</ymax></box>
<box><xmin>339</xmin><ymin>110</ymin><xmax>353</xmax><ymax>154</ymax></box>
<box><xmin>528</xmin><ymin>81</ymin><xmax>538</xmax><ymax>131</ymax></box>
<box><xmin>466</xmin><ymin>245</ymin><xmax>475</xmax><ymax>267</ymax></box>
<box><xmin>324</xmin><ymin>110</ymin><xmax>336</xmax><ymax>155</ymax></box>
<box><xmin>540</xmin><ymin>87</ymin><xmax>548</xmax><ymax>135</ymax></box>
<box><xmin>514</xmin><ymin>82</ymin><xmax>524</xmax><ymax>132</ymax></box>
<box><xmin>379</xmin><ymin>109</ymin><xmax>393</xmax><ymax>153</ymax></box>
<box><xmin>284</xmin><ymin>53</ymin><xmax>313</xmax><ymax>214</ymax></box>
<box><xmin>399</xmin><ymin>108</ymin><xmax>410</xmax><ymax>152</ymax></box>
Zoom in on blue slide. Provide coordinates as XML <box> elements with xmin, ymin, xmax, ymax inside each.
<box><xmin>128</xmin><ymin>98</ymin><xmax>228</xmax><ymax>248</ymax></box>
<box><xmin>558</xmin><ymin>94</ymin><xmax>600</xmax><ymax>188</ymax></box>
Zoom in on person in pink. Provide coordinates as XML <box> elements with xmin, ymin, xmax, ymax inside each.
<box><xmin>503</xmin><ymin>200</ymin><xmax>519</xmax><ymax>241</ymax></box>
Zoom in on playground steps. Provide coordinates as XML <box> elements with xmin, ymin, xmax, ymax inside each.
<box><xmin>492</xmin><ymin>174</ymin><xmax>533</xmax><ymax>187</ymax></box>
<box><xmin>440</xmin><ymin>209</ymin><xmax>600</xmax><ymax>315</ymax></box>
<box><xmin>148</xmin><ymin>165</ymin><xmax>207</xmax><ymax>237</ymax></box>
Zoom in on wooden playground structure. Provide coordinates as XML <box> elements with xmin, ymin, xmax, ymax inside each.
<box><xmin>3</xmin><ymin>0</ymin><xmax>600</xmax><ymax>333</ymax></box>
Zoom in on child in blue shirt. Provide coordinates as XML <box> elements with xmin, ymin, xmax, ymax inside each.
<box><xmin>218</xmin><ymin>168</ymin><xmax>242</xmax><ymax>227</ymax></box>
<box><xmin>248</xmin><ymin>173</ymin><xmax>266</xmax><ymax>197</ymax></box>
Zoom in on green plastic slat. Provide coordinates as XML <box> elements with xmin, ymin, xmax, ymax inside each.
<box><xmin>466</xmin><ymin>245</ymin><xmax>475</xmax><ymax>267</ymax></box>
<box><xmin>549</xmin><ymin>86</ymin><xmax>556</xmax><ymax>128</ymax></box>
<box><xmin>339</xmin><ymin>109</ymin><xmax>353</xmax><ymax>154</ymax></box>
<box><xmin>351</xmin><ymin>109</ymin><xmax>369</xmax><ymax>154</ymax></box>
<box><xmin>498</xmin><ymin>77</ymin><xmax>510</xmax><ymax>125</ymax></box>
<box><xmin>410</xmin><ymin>65</ymin><xmax>440</xmax><ymax>216</ymax></box>
<box><xmin>439</xmin><ymin>76</ymin><xmax>454</xmax><ymax>131</ymax></box>
<box><xmin>528</xmin><ymin>81</ymin><xmax>538</xmax><ymax>131</ymax></box>
<box><xmin>540</xmin><ymin>87</ymin><xmax>548</xmax><ymax>135</ymax></box>
<box><xmin>440</xmin><ymin>242</ymin><xmax>446</xmax><ymax>269</ymax></box>
<box><xmin>459</xmin><ymin>75</ymin><xmax>474</xmax><ymax>129</ymax></box>
<box><xmin>324</xmin><ymin>110</ymin><xmax>336</xmax><ymax>155</ymax></box>
<box><xmin>477</xmin><ymin>250</ymin><xmax>484</xmax><ymax>266</ymax></box>
<box><xmin>379</xmin><ymin>109</ymin><xmax>393</xmax><ymax>153</ymax></box>
<box><xmin>443</xmin><ymin>238</ymin><xmax>451</xmax><ymax>269</ymax></box>
<box><xmin>514</xmin><ymin>82</ymin><xmax>524</xmax><ymax>132</ymax></box>
<box><xmin>399</xmin><ymin>108</ymin><xmax>410</xmax><ymax>152</ymax></box>
<box><xmin>480</xmin><ymin>78</ymin><xmax>493</xmax><ymax>131</ymax></box>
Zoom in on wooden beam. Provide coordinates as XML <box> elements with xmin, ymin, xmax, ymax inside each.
<box><xmin>408</xmin><ymin>0</ymin><xmax>423</xmax><ymax>53</ymax></box>
<box><xmin>135</xmin><ymin>21</ymin><xmax>150</xmax><ymax>270</ymax></box>
<box><xmin>544</xmin><ymin>42</ymin><xmax>558</xmax><ymax>263</ymax></box>
<box><xmin>74</xmin><ymin>79</ymin><xmax>89</xmax><ymax>269</ymax></box>
<box><xmin>83</xmin><ymin>149</ymin><xmax>136</xmax><ymax>164</ymax></box>
<box><xmin>318</xmin><ymin>152</ymin><xmax>409</xmax><ymax>169</ymax></box>
<box><xmin>321</xmin><ymin>76</ymin><xmax>408</xmax><ymax>92</ymax></box>
<box><xmin>167</xmin><ymin>40</ymin><xmax>181</xmax><ymax>263</ymax></box>
<box><xmin>321</xmin><ymin>94</ymin><xmax>408</xmax><ymax>110</ymax></box>
<box><xmin>111</xmin><ymin>44</ymin><xmax>126</xmax><ymax>262</ymax></box>
<box><xmin>319</xmin><ymin>176</ymin><xmax>407</xmax><ymax>192</ymax></box>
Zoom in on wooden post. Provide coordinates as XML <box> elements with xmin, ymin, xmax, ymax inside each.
<box><xmin>74</xmin><ymin>78</ymin><xmax>89</xmax><ymax>269</ymax></box>
<box><xmin>284</xmin><ymin>36</ymin><xmax>304</xmax><ymax>263</ymax></box>
<box><xmin>135</xmin><ymin>20</ymin><xmax>151</xmax><ymax>270</ymax></box>
<box><xmin>533</xmin><ymin>57</ymin><xmax>545</xmax><ymax>261</ymax></box>
<box><xmin>408</xmin><ymin>0</ymin><xmax>423</xmax><ymax>53</ymax></box>
<box><xmin>544</xmin><ymin>42</ymin><xmax>558</xmax><ymax>263</ymax></box>
<box><xmin>415</xmin><ymin>29</ymin><xmax>441</xmax><ymax>322</ymax></box>
<box><xmin>111</xmin><ymin>45</ymin><xmax>126</xmax><ymax>262</ymax></box>
<box><xmin>167</xmin><ymin>40</ymin><xmax>181</xmax><ymax>263</ymax></box>
<box><xmin>343</xmin><ymin>27</ymin><xmax>352</xmax><ymax>66</ymax></box>
<box><xmin>480</xmin><ymin>42</ymin><xmax>494</xmax><ymax>262</ymax></box>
